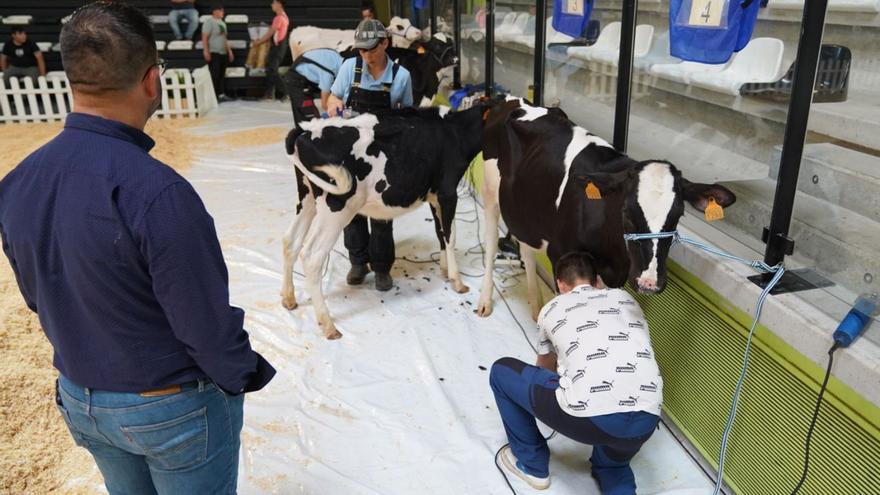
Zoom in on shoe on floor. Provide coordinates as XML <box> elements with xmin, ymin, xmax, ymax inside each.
<box><xmin>347</xmin><ymin>264</ymin><xmax>369</xmax><ymax>285</ymax></box>
<box><xmin>499</xmin><ymin>445</ymin><xmax>550</xmax><ymax>490</ymax></box>
<box><xmin>374</xmin><ymin>272</ymin><xmax>393</xmax><ymax>292</ymax></box>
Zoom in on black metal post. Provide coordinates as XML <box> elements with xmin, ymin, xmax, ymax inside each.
<box><xmin>453</xmin><ymin>0</ymin><xmax>462</xmax><ymax>88</ymax></box>
<box><xmin>612</xmin><ymin>0</ymin><xmax>637</xmax><ymax>152</ymax></box>
<box><xmin>485</xmin><ymin>0</ymin><xmax>494</xmax><ymax>97</ymax></box>
<box><xmin>430</xmin><ymin>0</ymin><xmax>437</xmax><ymax>36</ymax></box>
<box><xmin>532</xmin><ymin>0</ymin><xmax>547</xmax><ymax>106</ymax></box>
<box><xmin>763</xmin><ymin>0</ymin><xmax>829</xmax><ymax>267</ymax></box>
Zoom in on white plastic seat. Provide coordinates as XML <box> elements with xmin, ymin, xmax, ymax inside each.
<box><xmin>155</xmin><ymin>40</ymin><xmax>167</xmax><ymax>51</ymax></box>
<box><xmin>511</xmin><ymin>17</ymin><xmax>575</xmax><ymax>48</ymax></box>
<box><xmin>768</xmin><ymin>0</ymin><xmax>880</xmax><ymax>12</ymax></box>
<box><xmin>225</xmin><ymin>14</ymin><xmax>249</xmax><ymax>24</ymax></box>
<box><xmin>149</xmin><ymin>15</ymin><xmax>169</xmax><ymax>24</ymax></box>
<box><xmin>688</xmin><ymin>37</ymin><xmax>785</xmax><ymax>95</ymax></box>
<box><xmin>3</xmin><ymin>15</ymin><xmax>32</xmax><ymax>25</ymax></box>
<box><xmin>649</xmin><ymin>59</ymin><xmax>731</xmax><ymax>84</ymax></box>
<box><xmin>226</xmin><ymin>67</ymin><xmax>247</xmax><ymax>78</ymax></box>
<box><xmin>493</xmin><ymin>11</ymin><xmax>521</xmax><ymax>41</ymax></box>
<box><xmin>167</xmin><ymin>40</ymin><xmax>194</xmax><ymax>50</ymax></box>
<box><xmin>228</xmin><ymin>39</ymin><xmax>247</xmax><ymax>49</ymax></box>
<box><xmin>36</xmin><ymin>42</ymin><xmax>53</xmax><ymax>52</ymax></box>
<box><xmin>634</xmin><ymin>31</ymin><xmax>680</xmax><ymax>71</ymax></box>
<box><xmin>46</xmin><ymin>70</ymin><xmax>66</xmax><ymax>79</ymax></box>
<box><xmin>589</xmin><ymin>24</ymin><xmax>654</xmax><ymax>66</ymax></box>
<box><xmin>567</xmin><ymin>22</ymin><xmax>621</xmax><ymax>61</ymax></box>
<box><xmin>498</xmin><ymin>12</ymin><xmax>531</xmax><ymax>42</ymax></box>
<box><xmin>51</xmin><ymin>42</ymin><xmax>62</xmax><ymax>52</ymax></box>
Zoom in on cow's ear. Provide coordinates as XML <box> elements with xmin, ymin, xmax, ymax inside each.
<box><xmin>572</xmin><ymin>170</ymin><xmax>632</xmax><ymax>200</ymax></box>
<box><xmin>680</xmin><ymin>179</ymin><xmax>737</xmax><ymax>211</ymax></box>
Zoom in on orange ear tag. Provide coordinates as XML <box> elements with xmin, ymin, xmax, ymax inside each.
<box><xmin>585</xmin><ymin>181</ymin><xmax>602</xmax><ymax>200</ymax></box>
<box><xmin>417</xmin><ymin>46</ymin><xmax>426</xmax><ymax>54</ymax></box>
<box><xmin>482</xmin><ymin>109</ymin><xmax>490</xmax><ymax>121</ymax></box>
<box><xmin>704</xmin><ymin>197</ymin><xmax>724</xmax><ymax>222</ymax></box>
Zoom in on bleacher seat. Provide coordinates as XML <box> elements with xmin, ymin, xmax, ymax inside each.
<box><xmin>567</xmin><ymin>21</ymin><xmax>621</xmax><ymax>61</ymax></box>
<box><xmin>634</xmin><ymin>31</ymin><xmax>681</xmax><ymax>71</ymax></box>
<box><xmin>225</xmin><ymin>15</ymin><xmax>249</xmax><ymax>24</ymax></box>
<box><xmin>36</xmin><ymin>41</ymin><xmax>52</xmax><ymax>52</ymax></box>
<box><xmin>688</xmin><ymin>38</ymin><xmax>785</xmax><ymax>96</ymax></box>
<box><xmin>589</xmin><ymin>24</ymin><xmax>654</xmax><ymax>65</ymax></box>
<box><xmin>168</xmin><ymin>40</ymin><xmax>194</xmax><ymax>50</ymax></box>
<box><xmin>496</xmin><ymin>12</ymin><xmax>531</xmax><ymax>42</ymax></box>
<box><xmin>510</xmin><ymin>18</ymin><xmax>576</xmax><ymax>48</ymax></box>
<box><xmin>768</xmin><ymin>0</ymin><xmax>880</xmax><ymax>11</ymax></box>
<box><xmin>2</xmin><ymin>15</ymin><xmax>32</xmax><ymax>25</ymax></box>
<box><xmin>225</xmin><ymin>67</ymin><xmax>247</xmax><ymax>77</ymax></box>
<box><xmin>649</xmin><ymin>59</ymin><xmax>731</xmax><ymax>85</ymax></box>
<box><xmin>156</xmin><ymin>41</ymin><xmax>167</xmax><ymax>51</ymax></box>
<box><xmin>51</xmin><ymin>42</ymin><xmax>61</xmax><ymax>52</ymax></box>
<box><xmin>150</xmin><ymin>15</ymin><xmax>169</xmax><ymax>25</ymax></box>
<box><xmin>195</xmin><ymin>39</ymin><xmax>248</xmax><ymax>50</ymax></box>
<box><xmin>46</xmin><ymin>70</ymin><xmax>66</xmax><ymax>79</ymax></box>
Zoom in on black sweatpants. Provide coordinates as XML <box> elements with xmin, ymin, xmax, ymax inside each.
<box><xmin>282</xmin><ymin>71</ymin><xmax>321</xmax><ymax>126</ymax></box>
<box><xmin>265</xmin><ymin>37</ymin><xmax>289</xmax><ymax>99</ymax></box>
<box><xmin>208</xmin><ymin>54</ymin><xmax>228</xmax><ymax>97</ymax></box>
<box><xmin>344</xmin><ymin>215</ymin><xmax>395</xmax><ymax>274</ymax></box>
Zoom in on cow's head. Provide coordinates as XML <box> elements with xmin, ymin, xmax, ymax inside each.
<box><xmin>573</xmin><ymin>161</ymin><xmax>735</xmax><ymax>294</ymax></box>
<box><xmin>388</xmin><ymin>16</ymin><xmax>423</xmax><ymax>44</ymax></box>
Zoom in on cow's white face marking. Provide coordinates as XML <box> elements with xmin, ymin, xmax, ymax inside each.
<box><xmin>516</xmin><ymin>105</ymin><xmax>548</xmax><ymax>122</ymax></box>
<box><xmin>557</xmin><ymin>126</ymin><xmax>613</xmax><ymax>209</ymax></box>
<box><xmin>635</xmin><ymin>162</ymin><xmax>675</xmax><ymax>287</ymax></box>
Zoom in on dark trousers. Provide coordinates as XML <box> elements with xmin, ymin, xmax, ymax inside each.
<box><xmin>265</xmin><ymin>37</ymin><xmax>289</xmax><ymax>99</ymax></box>
<box><xmin>283</xmin><ymin>71</ymin><xmax>321</xmax><ymax>126</ymax></box>
<box><xmin>208</xmin><ymin>55</ymin><xmax>228</xmax><ymax>97</ymax></box>
<box><xmin>344</xmin><ymin>215</ymin><xmax>395</xmax><ymax>273</ymax></box>
<box><xmin>489</xmin><ymin>357</ymin><xmax>659</xmax><ymax>494</ymax></box>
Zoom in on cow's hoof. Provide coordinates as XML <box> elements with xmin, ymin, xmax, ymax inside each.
<box><xmin>281</xmin><ymin>294</ymin><xmax>298</xmax><ymax>310</ymax></box>
<box><xmin>453</xmin><ymin>281</ymin><xmax>470</xmax><ymax>294</ymax></box>
<box><xmin>325</xmin><ymin>329</ymin><xmax>343</xmax><ymax>340</ymax></box>
<box><xmin>475</xmin><ymin>302</ymin><xmax>493</xmax><ymax>317</ymax></box>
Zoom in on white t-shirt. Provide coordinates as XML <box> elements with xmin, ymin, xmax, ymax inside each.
<box><xmin>537</xmin><ymin>284</ymin><xmax>663</xmax><ymax>418</ymax></box>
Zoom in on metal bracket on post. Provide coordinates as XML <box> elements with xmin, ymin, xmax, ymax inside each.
<box><xmin>761</xmin><ymin>227</ymin><xmax>795</xmax><ymax>256</ymax></box>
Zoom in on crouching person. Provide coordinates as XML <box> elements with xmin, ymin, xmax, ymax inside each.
<box><xmin>0</xmin><ymin>3</ymin><xmax>275</xmax><ymax>494</ymax></box>
<box><xmin>489</xmin><ymin>252</ymin><xmax>663</xmax><ymax>494</ymax></box>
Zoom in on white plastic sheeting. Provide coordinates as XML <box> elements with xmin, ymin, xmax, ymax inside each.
<box><xmin>176</xmin><ymin>102</ymin><xmax>715</xmax><ymax>494</ymax></box>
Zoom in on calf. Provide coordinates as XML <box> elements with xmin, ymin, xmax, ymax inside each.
<box><xmin>476</xmin><ymin>98</ymin><xmax>736</xmax><ymax>319</ymax></box>
<box><xmin>281</xmin><ymin>105</ymin><xmax>486</xmax><ymax>339</ymax></box>
<box><xmin>388</xmin><ymin>16</ymin><xmax>423</xmax><ymax>48</ymax></box>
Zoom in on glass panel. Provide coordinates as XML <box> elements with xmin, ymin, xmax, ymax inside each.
<box><xmin>460</xmin><ymin>0</ymin><xmax>487</xmax><ymax>87</ymax></box>
<box><xmin>490</xmin><ymin>1</ymin><xmax>537</xmax><ymax>99</ymax></box>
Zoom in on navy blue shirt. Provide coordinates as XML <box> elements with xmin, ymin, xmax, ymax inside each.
<box><xmin>0</xmin><ymin>113</ymin><xmax>275</xmax><ymax>394</ymax></box>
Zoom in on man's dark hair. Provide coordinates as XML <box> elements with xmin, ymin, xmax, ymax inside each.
<box><xmin>60</xmin><ymin>1</ymin><xmax>156</xmax><ymax>93</ymax></box>
<box><xmin>10</xmin><ymin>26</ymin><xmax>26</xmax><ymax>35</ymax></box>
<box><xmin>362</xmin><ymin>4</ymin><xmax>377</xmax><ymax>14</ymax></box>
<box><xmin>555</xmin><ymin>252</ymin><xmax>598</xmax><ymax>287</ymax></box>
<box><xmin>273</xmin><ymin>0</ymin><xmax>286</xmax><ymax>7</ymax></box>
<box><xmin>212</xmin><ymin>2</ymin><xmax>225</xmax><ymax>10</ymax></box>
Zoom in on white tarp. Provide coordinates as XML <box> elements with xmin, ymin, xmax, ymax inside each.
<box><xmin>123</xmin><ymin>102</ymin><xmax>717</xmax><ymax>494</ymax></box>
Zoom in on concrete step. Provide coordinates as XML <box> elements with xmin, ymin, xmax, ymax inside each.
<box><xmin>769</xmin><ymin>142</ymin><xmax>880</xmax><ymax>220</ymax></box>
<box><xmin>722</xmin><ymin>177</ymin><xmax>880</xmax><ymax>294</ymax></box>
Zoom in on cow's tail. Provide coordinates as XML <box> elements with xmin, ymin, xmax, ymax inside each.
<box><xmin>289</xmin><ymin>154</ymin><xmax>353</xmax><ymax>196</ymax></box>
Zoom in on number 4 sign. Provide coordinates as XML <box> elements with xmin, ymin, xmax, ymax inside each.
<box><xmin>688</xmin><ymin>0</ymin><xmax>726</xmax><ymax>27</ymax></box>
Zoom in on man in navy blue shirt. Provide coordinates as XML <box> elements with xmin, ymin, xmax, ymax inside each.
<box><xmin>0</xmin><ymin>3</ymin><xmax>275</xmax><ymax>493</ymax></box>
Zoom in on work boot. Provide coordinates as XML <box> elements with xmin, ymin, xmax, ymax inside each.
<box><xmin>347</xmin><ymin>264</ymin><xmax>369</xmax><ymax>285</ymax></box>
<box><xmin>374</xmin><ymin>272</ymin><xmax>393</xmax><ymax>292</ymax></box>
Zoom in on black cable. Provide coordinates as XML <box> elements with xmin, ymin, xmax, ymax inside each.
<box><xmin>790</xmin><ymin>343</ymin><xmax>839</xmax><ymax>495</ymax></box>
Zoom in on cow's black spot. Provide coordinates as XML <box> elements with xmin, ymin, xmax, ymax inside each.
<box><xmin>375</xmin><ymin>180</ymin><xmax>387</xmax><ymax>193</ymax></box>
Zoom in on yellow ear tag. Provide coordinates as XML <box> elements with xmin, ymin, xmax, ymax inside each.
<box><xmin>704</xmin><ymin>197</ymin><xmax>724</xmax><ymax>222</ymax></box>
<box><xmin>417</xmin><ymin>46</ymin><xmax>426</xmax><ymax>54</ymax></box>
<box><xmin>585</xmin><ymin>181</ymin><xmax>602</xmax><ymax>200</ymax></box>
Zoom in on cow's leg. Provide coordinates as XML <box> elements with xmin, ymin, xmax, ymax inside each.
<box><xmin>300</xmin><ymin>212</ymin><xmax>351</xmax><ymax>340</ymax></box>
<box><xmin>281</xmin><ymin>174</ymin><xmax>316</xmax><ymax>310</ymax></box>
<box><xmin>476</xmin><ymin>158</ymin><xmax>502</xmax><ymax>317</ymax></box>
<box><xmin>519</xmin><ymin>242</ymin><xmax>543</xmax><ymax>322</ymax></box>
<box><xmin>435</xmin><ymin>194</ymin><xmax>468</xmax><ymax>294</ymax></box>
<box><xmin>429</xmin><ymin>203</ymin><xmax>448</xmax><ymax>278</ymax></box>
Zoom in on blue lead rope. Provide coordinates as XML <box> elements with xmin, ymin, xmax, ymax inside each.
<box><xmin>624</xmin><ymin>230</ymin><xmax>785</xmax><ymax>495</ymax></box>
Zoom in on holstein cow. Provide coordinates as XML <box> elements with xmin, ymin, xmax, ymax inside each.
<box><xmin>388</xmin><ymin>16</ymin><xmax>423</xmax><ymax>48</ymax></box>
<box><xmin>281</xmin><ymin>105</ymin><xmax>487</xmax><ymax>339</ymax></box>
<box><xmin>340</xmin><ymin>34</ymin><xmax>458</xmax><ymax>107</ymax></box>
<box><xmin>475</xmin><ymin>98</ymin><xmax>736</xmax><ymax>320</ymax></box>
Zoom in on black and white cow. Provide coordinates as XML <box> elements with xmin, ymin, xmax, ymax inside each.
<box><xmin>476</xmin><ymin>97</ymin><xmax>736</xmax><ymax>319</ymax></box>
<box><xmin>281</xmin><ymin>105</ymin><xmax>487</xmax><ymax>339</ymax></box>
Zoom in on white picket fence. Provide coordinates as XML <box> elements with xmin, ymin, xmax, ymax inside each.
<box><xmin>0</xmin><ymin>67</ymin><xmax>217</xmax><ymax>124</ymax></box>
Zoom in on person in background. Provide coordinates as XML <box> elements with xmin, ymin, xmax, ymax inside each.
<box><xmin>325</xmin><ymin>19</ymin><xmax>413</xmax><ymax>292</ymax></box>
<box><xmin>489</xmin><ymin>252</ymin><xmax>663</xmax><ymax>494</ymax></box>
<box><xmin>1</xmin><ymin>26</ymin><xmax>46</xmax><ymax>80</ymax></box>
<box><xmin>0</xmin><ymin>3</ymin><xmax>275</xmax><ymax>493</ymax></box>
<box><xmin>202</xmin><ymin>3</ymin><xmax>234</xmax><ymax>101</ymax></box>
<box><xmin>168</xmin><ymin>0</ymin><xmax>199</xmax><ymax>40</ymax></box>
<box><xmin>361</xmin><ymin>4</ymin><xmax>377</xmax><ymax>20</ymax></box>
<box><xmin>283</xmin><ymin>47</ymin><xmax>343</xmax><ymax>126</ymax></box>
<box><xmin>251</xmin><ymin>0</ymin><xmax>290</xmax><ymax>100</ymax></box>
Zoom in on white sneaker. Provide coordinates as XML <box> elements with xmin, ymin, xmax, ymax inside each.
<box><xmin>499</xmin><ymin>445</ymin><xmax>551</xmax><ymax>490</ymax></box>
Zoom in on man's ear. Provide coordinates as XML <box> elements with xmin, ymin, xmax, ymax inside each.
<box><xmin>571</xmin><ymin>169</ymin><xmax>633</xmax><ymax>200</ymax></box>
<box><xmin>144</xmin><ymin>66</ymin><xmax>160</xmax><ymax>100</ymax></box>
<box><xmin>680</xmin><ymin>179</ymin><xmax>737</xmax><ymax>212</ymax></box>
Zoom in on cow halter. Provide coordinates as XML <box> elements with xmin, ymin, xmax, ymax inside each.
<box><xmin>623</xmin><ymin>231</ymin><xmax>780</xmax><ymax>273</ymax></box>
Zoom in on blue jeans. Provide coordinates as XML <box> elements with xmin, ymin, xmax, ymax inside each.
<box><xmin>489</xmin><ymin>358</ymin><xmax>659</xmax><ymax>495</ymax></box>
<box><xmin>168</xmin><ymin>8</ymin><xmax>199</xmax><ymax>40</ymax></box>
<box><xmin>56</xmin><ymin>374</ymin><xmax>244</xmax><ymax>495</ymax></box>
